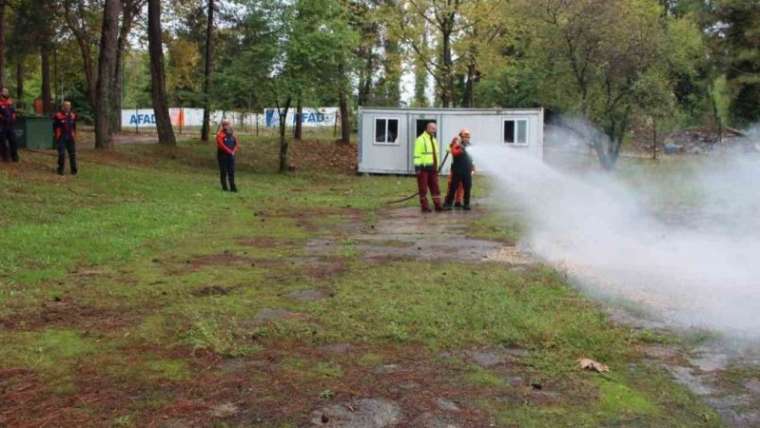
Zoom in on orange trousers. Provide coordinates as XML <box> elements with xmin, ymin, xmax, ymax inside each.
<box><xmin>447</xmin><ymin>174</ymin><xmax>464</xmax><ymax>204</ymax></box>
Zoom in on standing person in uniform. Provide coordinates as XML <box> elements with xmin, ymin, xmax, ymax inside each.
<box><xmin>0</xmin><ymin>88</ymin><xmax>18</xmax><ymax>162</ymax></box>
<box><xmin>216</xmin><ymin>119</ymin><xmax>239</xmax><ymax>192</ymax></box>
<box><xmin>446</xmin><ymin>129</ymin><xmax>469</xmax><ymax>208</ymax></box>
<box><xmin>413</xmin><ymin>121</ymin><xmax>443</xmax><ymax>213</ymax></box>
<box><xmin>443</xmin><ymin>128</ymin><xmax>474</xmax><ymax>211</ymax></box>
<box><xmin>52</xmin><ymin>101</ymin><xmax>78</xmax><ymax>175</ymax></box>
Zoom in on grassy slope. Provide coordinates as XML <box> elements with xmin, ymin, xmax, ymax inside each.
<box><xmin>0</xmin><ymin>135</ymin><xmax>719</xmax><ymax>427</ymax></box>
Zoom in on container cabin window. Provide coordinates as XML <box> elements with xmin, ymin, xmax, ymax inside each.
<box><xmin>375</xmin><ymin>118</ymin><xmax>399</xmax><ymax>144</ymax></box>
<box><xmin>503</xmin><ymin>120</ymin><xmax>528</xmax><ymax>145</ymax></box>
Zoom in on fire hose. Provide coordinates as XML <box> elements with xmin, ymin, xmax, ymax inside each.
<box><xmin>386</xmin><ymin>151</ymin><xmax>450</xmax><ymax>205</ymax></box>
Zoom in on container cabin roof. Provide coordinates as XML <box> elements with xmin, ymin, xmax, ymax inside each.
<box><xmin>358</xmin><ymin>107</ymin><xmax>543</xmax><ymax>114</ymax></box>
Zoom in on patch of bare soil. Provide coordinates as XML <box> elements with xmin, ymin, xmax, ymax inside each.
<box><xmin>0</xmin><ymin>296</ymin><xmax>141</xmax><ymax>332</ymax></box>
<box><xmin>308</xmin><ymin>206</ymin><xmax>535</xmax><ymax>267</ymax></box>
<box><xmin>0</xmin><ymin>342</ymin><xmax>497</xmax><ymax>427</ymax></box>
<box><xmin>193</xmin><ymin>285</ymin><xmax>234</xmax><ymax>297</ymax></box>
<box><xmin>236</xmin><ymin>236</ymin><xmax>296</xmax><ymax>248</ymax></box>
<box><xmin>161</xmin><ymin>251</ymin><xmax>253</xmax><ymax>274</ymax></box>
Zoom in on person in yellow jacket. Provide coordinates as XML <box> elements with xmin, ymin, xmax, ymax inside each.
<box><xmin>413</xmin><ymin>121</ymin><xmax>443</xmax><ymax>212</ymax></box>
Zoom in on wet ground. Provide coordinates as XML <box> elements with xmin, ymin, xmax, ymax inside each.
<box><xmin>308</xmin><ymin>206</ymin><xmax>533</xmax><ymax>267</ymax></box>
<box><xmin>315</xmin><ymin>204</ymin><xmax>760</xmax><ymax>428</ymax></box>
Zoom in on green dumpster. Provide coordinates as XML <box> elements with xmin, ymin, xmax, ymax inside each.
<box><xmin>16</xmin><ymin>116</ymin><xmax>54</xmax><ymax>149</ymax></box>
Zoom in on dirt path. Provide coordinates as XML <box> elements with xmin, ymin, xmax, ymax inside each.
<box><xmin>308</xmin><ymin>206</ymin><xmax>533</xmax><ymax>266</ymax></box>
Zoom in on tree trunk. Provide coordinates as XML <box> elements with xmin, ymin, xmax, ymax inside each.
<box><xmin>41</xmin><ymin>47</ymin><xmax>52</xmax><ymax>113</ymax></box>
<box><xmin>148</xmin><ymin>0</ymin><xmax>176</xmax><ymax>145</ymax></box>
<box><xmin>15</xmin><ymin>57</ymin><xmax>22</xmax><ymax>101</ymax></box>
<box><xmin>278</xmin><ymin>97</ymin><xmax>292</xmax><ymax>173</ymax></box>
<box><xmin>339</xmin><ymin>89</ymin><xmax>350</xmax><ymax>144</ymax></box>
<box><xmin>462</xmin><ymin>61</ymin><xmax>475</xmax><ymax>108</ymax></box>
<box><xmin>293</xmin><ymin>98</ymin><xmax>302</xmax><ymax>140</ymax></box>
<box><xmin>652</xmin><ymin>117</ymin><xmax>657</xmax><ymax>161</ymax></box>
<box><xmin>110</xmin><ymin>6</ymin><xmax>133</xmax><ymax>134</ymax></box>
<box><xmin>440</xmin><ymin>25</ymin><xmax>453</xmax><ymax>107</ymax></box>
<box><xmin>63</xmin><ymin>1</ymin><xmax>97</xmax><ymax>111</ymax></box>
<box><xmin>357</xmin><ymin>48</ymin><xmax>373</xmax><ymax>105</ymax></box>
<box><xmin>94</xmin><ymin>0</ymin><xmax>122</xmax><ymax>149</ymax></box>
<box><xmin>200</xmin><ymin>0</ymin><xmax>214</xmax><ymax>141</ymax></box>
<box><xmin>81</xmin><ymin>48</ymin><xmax>97</xmax><ymax>110</ymax></box>
<box><xmin>0</xmin><ymin>0</ymin><xmax>6</xmax><ymax>88</ymax></box>
<box><xmin>110</xmin><ymin>47</ymin><xmax>124</xmax><ymax>134</ymax></box>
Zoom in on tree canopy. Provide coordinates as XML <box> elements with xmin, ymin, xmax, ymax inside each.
<box><xmin>0</xmin><ymin>0</ymin><xmax>757</xmax><ymax>165</ymax></box>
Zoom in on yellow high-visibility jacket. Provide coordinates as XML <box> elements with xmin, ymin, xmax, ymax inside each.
<box><xmin>414</xmin><ymin>132</ymin><xmax>439</xmax><ymax>170</ymax></box>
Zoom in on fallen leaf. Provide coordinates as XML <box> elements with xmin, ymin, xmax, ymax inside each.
<box><xmin>578</xmin><ymin>358</ymin><xmax>609</xmax><ymax>373</ymax></box>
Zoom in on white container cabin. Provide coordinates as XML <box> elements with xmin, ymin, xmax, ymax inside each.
<box><xmin>358</xmin><ymin>107</ymin><xmax>544</xmax><ymax>175</ymax></box>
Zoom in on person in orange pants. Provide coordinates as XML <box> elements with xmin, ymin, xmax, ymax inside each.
<box><xmin>446</xmin><ymin>175</ymin><xmax>465</xmax><ymax>207</ymax></box>
<box><xmin>445</xmin><ymin>129</ymin><xmax>473</xmax><ymax>208</ymax></box>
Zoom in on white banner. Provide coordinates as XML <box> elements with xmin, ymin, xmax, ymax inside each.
<box><xmin>122</xmin><ymin>107</ymin><xmax>337</xmax><ymax>129</ymax></box>
<box><xmin>263</xmin><ymin>107</ymin><xmax>338</xmax><ymax>128</ymax></box>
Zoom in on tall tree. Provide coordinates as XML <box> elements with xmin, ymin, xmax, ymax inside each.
<box><xmin>15</xmin><ymin>58</ymin><xmax>22</xmax><ymax>100</ymax></box>
<box><xmin>350</xmin><ymin>0</ymin><xmax>378</xmax><ymax>106</ymax></box>
<box><xmin>94</xmin><ymin>0</ymin><xmax>121</xmax><ymax>148</ymax></box>
<box><xmin>63</xmin><ymin>0</ymin><xmax>99</xmax><ymax>110</ymax></box>
<box><xmin>711</xmin><ymin>0</ymin><xmax>760</xmax><ymax>125</ymax></box>
<box><xmin>395</xmin><ymin>0</ymin><xmax>503</xmax><ymax>107</ymax></box>
<box><xmin>41</xmin><ymin>46</ymin><xmax>52</xmax><ymax>112</ymax></box>
<box><xmin>412</xmin><ymin>28</ymin><xmax>428</xmax><ymax>106</ymax></box>
<box><xmin>200</xmin><ymin>0</ymin><xmax>214</xmax><ymax>141</ymax></box>
<box><xmin>147</xmin><ymin>0</ymin><xmax>176</xmax><ymax>145</ymax></box>
<box><xmin>111</xmin><ymin>0</ymin><xmax>146</xmax><ymax>133</ymax></box>
<box><xmin>287</xmin><ymin>0</ymin><xmax>357</xmax><ymax>143</ymax></box>
<box><xmin>512</xmin><ymin>0</ymin><xmax>687</xmax><ymax>167</ymax></box>
<box><xmin>0</xmin><ymin>0</ymin><xmax>7</xmax><ymax>88</ymax></box>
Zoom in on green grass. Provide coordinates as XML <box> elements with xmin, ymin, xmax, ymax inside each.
<box><xmin>0</xmin><ymin>136</ymin><xmax>722</xmax><ymax>426</ymax></box>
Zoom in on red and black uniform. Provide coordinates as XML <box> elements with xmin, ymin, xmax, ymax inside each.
<box><xmin>52</xmin><ymin>110</ymin><xmax>78</xmax><ymax>175</ymax></box>
<box><xmin>0</xmin><ymin>96</ymin><xmax>18</xmax><ymax>162</ymax></box>
<box><xmin>444</xmin><ymin>140</ymin><xmax>473</xmax><ymax>210</ymax></box>
<box><xmin>447</xmin><ymin>138</ymin><xmax>465</xmax><ymax>206</ymax></box>
<box><xmin>216</xmin><ymin>129</ymin><xmax>239</xmax><ymax>192</ymax></box>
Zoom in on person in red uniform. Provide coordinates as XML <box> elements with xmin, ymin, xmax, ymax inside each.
<box><xmin>0</xmin><ymin>87</ymin><xmax>18</xmax><ymax>162</ymax></box>
<box><xmin>446</xmin><ymin>129</ymin><xmax>470</xmax><ymax>207</ymax></box>
<box><xmin>216</xmin><ymin>119</ymin><xmax>239</xmax><ymax>192</ymax></box>
<box><xmin>443</xmin><ymin>128</ymin><xmax>474</xmax><ymax>211</ymax></box>
<box><xmin>52</xmin><ymin>101</ymin><xmax>78</xmax><ymax>175</ymax></box>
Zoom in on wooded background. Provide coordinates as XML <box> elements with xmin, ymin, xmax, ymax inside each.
<box><xmin>1</xmin><ymin>0</ymin><xmax>758</xmax><ymax>168</ymax></box>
